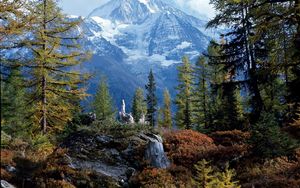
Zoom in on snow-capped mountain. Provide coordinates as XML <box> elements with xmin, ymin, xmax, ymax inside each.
<box><xmin>77</xmin><ymin>0</ymin><xmax>214</xmax><ymax>109</ymax></box>
<box><xmin>84</xmin><ymin>0</ymin><xmax>210</xmax><ymax>66</ymax></box>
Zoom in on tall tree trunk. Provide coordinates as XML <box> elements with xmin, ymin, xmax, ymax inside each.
<box><xmin>41</xmin><ymin>0</ymin><xmax>47</xmax><ymax>134</ymax></box>
<box><xmin>242</xmin><ymin>3</ymin><xmax>264</xmax><ymax>123</ymax></box>
<box><xmin>202</xmin><ymin>77</ymin><xmax>207</xmax><ymax>128</ymax></box>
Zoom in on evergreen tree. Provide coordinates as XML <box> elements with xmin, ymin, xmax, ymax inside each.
<box><xmin>250</xmin><ymin>112</ymin><xmax>298</xmax><ymax>158</ymax></box>
<box><xmin>192</xmin><ymin>160</ymin><xmax>240</xmax><ymax>188</ymax></box>
<box><xmin>235</xmin><ymin>89</ymin><xmax>246</xmax><ymax>126</ymax></box>
<box><xmin>206</xmin><ymin>41</ymin><xmax>225</xmax><ymax>128</ymax></box>
<box><xmin>145</xmin><ymin>69</ymin><xmax>157</xmax><ymax>127</ymax></box>
<box><xmin>25</xmin><ymin>0</ymin><xmax>89</xmax><ymax>134</ymax></box>
<box><xmin>192</xmin><ymin>56</ymin><xmax>210</xmax><ymax>130</ymax></box>
<box><xmin>175</xmin><ymin>56</ymin><xmax>193</xmax><ymax>129</ymax></box>
<box><xmin>132</xmin><ymin>87</ymin><xmax>147</xmax><ymax>123</ymax></box>
<box><xmin>214</xmin><ymin>164</ymin><xmax>240</xmax><ymax>188</ymax></box>
<box><xmin>219</xmin><ymin>82</ymin><xmax>242</xmax><ymax>131</ymax></box>
<box><xmin>0</xmin><ymin>0</ymin><xmax>33</xmax><ymax>38</ymax></box>
<box><xmin>157</xmin><ymin>107</ymin><xmax>164</xmax><ymax>128</ymax></box>
<box><xmin>207</xmin><ymin>0</ymin><xmax>264</xmax><ymax>124</ymax></box>
<box><xmin>161</xmin><ymin>89</ymin><xmax>172</xmax><ymax>129</ymax></box>
<box><xmin>93</xmin><ymin>77</ymin><xmax>115</xmax><ymax>121</ymax></box>
<box><xmin>206</xmin><ymin>41</ymin><xmax>245</xmax><ymax>131</ymax></box>
<box><xmin>207</xmin><ymin>0</ymin><xmax>300</xmax><ymax>126</ymax></box>
<box><xmin>251</xmin><ymin>0</ymin><xmax>300</xmax><ymax>122</ymax></box>
<box><xmin>192</xmin><ymin>159</ymin><xmax>215</xmax><ymax>188</ymax></box>
<box><xmin>1</xmin><ymin>67</ymin><xmax>29</xmax><ymax>136</ymax></box>
<box><xmin>0</xmin><ymin>0</ymin><xmax>35</xmax><ymax>84</ymax></box>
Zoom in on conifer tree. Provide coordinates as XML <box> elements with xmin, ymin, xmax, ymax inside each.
<box><xmin>193</xmin><ymin>56</ymin><xmax>210</xmax><ymax>130</ymax></box>
<box><xmin>132</xmin><ymin>87</ymin><xmax>147</xmax><ymax>123</ymax></box>
<box><xmin>214</xmin><ymin>164</ymin><xmax>240</xmax><ymax>188</ymax></box>
<box><xmin>157</xmin><ymin>107</ymin><xmax>164</xmax><ymax>128</ymax></box>
<box><xmin>207</xmin><ymin>0</ymin><xmax>264</xmax><ymax>124</ymax></box>
<box><xmin>145</xmin><ymin>69</ymin><xmax>157</xmax><ymax>127</ymax></box>
<box><xmin>0</xmin><ymin>0</ymin><xmax>35</xmax><ymax>79</ymax></box>
<box><xmin>93</xmin><ymin>77</ymin><xmax>115</xmax><ymax>121</ymax></box>
<box><xmin>1</xmin><ymin>67</ymin><xmax>29</xmax><ymax>136</ymax></box>
<box><xmin>206</xmin><ymin>41</ymin><xmax>225</xmax><ymax>128</ymax></box>
<box><xmin>192</xmin><ymin>159</ymin><xmax>215</xmax><ymax>188</ymax></box>
<box><xmin>251</xmin><ymin>0</ymin><xmax>300</xmax><ymax>122</ymax></box>
<box><xmin>192</xmin><ymin>160</ymin><xmax>241</xmax><ymax>188</ymax></box>
<box><xmin>220</xmin><ymin>82</ymin><xmax>242</xmax><ymax>130</ymax></box>
<box><xmin>161</xmin><ymin>89</ymin><xmax>172</xmax><ymax>129</ymax></box>
<box><xmin>0</xmin><ymin>0</ymin><xmax>34</xmax><ymax>45</ymax></box>
<box><xmin>250</xmin><ymin>112</ymin><xmax>298</xmax><ymax>158</ymax></box>
<box><xmin>26</xmin><ymin>0</ymin><xmax>89</xmax><ymax>134</ymax></box>
<box><xmin>205</xmin><ymin>40</ymin><xmax>245</xmax><ymax>131</ymax></box>
<box><xmin>175</xmin><ymin>56</ymin><xmax>193</xmax><ymax>129</ymax></box>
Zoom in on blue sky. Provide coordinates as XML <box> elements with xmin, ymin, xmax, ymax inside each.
<box><xmin>58</xmin><ymin>0</ymin><xmax>215</xmax><ymax>19</ymax></box>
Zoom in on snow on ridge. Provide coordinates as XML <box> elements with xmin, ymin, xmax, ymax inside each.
<box><xmin>90</xmin><ymin>16</ymin><xmax>129</xmax><ymax>44</ymax></box>
<box><xmin>66</xmin><ymin>15</ymin><xmax>80</xmax><ymax>19</ymax></box>
<box><xmin>176</xmin><ymin>41</ymin><xmax>192</xmax><ymax>50</ymax></box>
<box><xmin>149</xmin><ymin>54</ymin><xmax>179</xmax><ymax>66</ymax></box>
<box><xmin>138</xmin><ymin>0</ymin><xmax>157</xmax><ymax>13</ymax></box>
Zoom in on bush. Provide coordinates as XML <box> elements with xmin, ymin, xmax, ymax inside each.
<box><xmin>130</xmin><ymin>168</ymin><xmax>175</xmax><ymax>188</ymax></box>
<box><xmin>1</xmin><ymin>131</ymin><xmax>12</xmax><ymax>148</ymax></box>
<box><xmin>210</xmin><ymin>130</ymin><xmax>251</xmax><ymax>146</ymax></box>
<box><xmin>238</xmin><ymin>154</ymin><xmax>300</xmax><ymax>188</ymax></box>
<box><xmin>163</xmin><ymin>130</ymin><xmax>217</xmax><ymax>167</ymax></box>
<box><xmin>29</xmin><ymin>134</ymin><xmax>54</xmax><ymax>159</ymax></box>
<box><xmin>250</xmin><ymin>112</ymin><xmax>299</xmax><ymax>158</ymax></box>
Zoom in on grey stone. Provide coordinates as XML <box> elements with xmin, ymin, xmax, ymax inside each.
<box><xmin>1</xmin><ymin>180</ymin><xmax>15</xmax><ymax>188</ymax></box>
<box><xmin>143</xmin><ymin>134</ymin><xmax>170</xmax><ymax>169</ymax></box>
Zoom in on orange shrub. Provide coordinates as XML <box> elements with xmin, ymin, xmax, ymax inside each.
<box><xmin>210</xmin><ymin>130</ymin><xmax>251</xmax><ymax>146</ymax></box>
<box><xmin>130</xmin><ymin>168</ymin><xmax>175</xmax><ymax>188</ymax></box>
<box><xmin>168</xmin><ymin>165</ymin><xmax>193</xmax><ymax>187</ymax></box>
<box><xmin>0</xmin><ymin>149</ymin><xmax>15</xmax><ymax>166</ymax></box>
<box><xmin>238</xmin><ymin>154</ymin><xmax>300</xmax><ymax>188</ymax></box>
<box><xmin>163</xmin><ymin>130</ymin><xmax>217</xmax><ymax>167</ymax></box>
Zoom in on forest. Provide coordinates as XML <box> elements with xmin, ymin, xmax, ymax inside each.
<box><xmin>1</xmin><ymin>0</ymin><xmax>300</xmax><ymax>187</ymax></box>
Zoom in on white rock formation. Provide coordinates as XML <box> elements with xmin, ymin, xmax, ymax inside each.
<box><xmin>119</xmin><ymin>99</ymin><xmax>134</xmax><ymax>124</ymax></box>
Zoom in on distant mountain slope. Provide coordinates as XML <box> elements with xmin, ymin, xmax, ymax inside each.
<box><xmin>76</xmin><ymin>0</ymin><xmax>213</xmax><ymax>110</ymax></box>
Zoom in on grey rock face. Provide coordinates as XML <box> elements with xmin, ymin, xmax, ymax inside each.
<box><xmin>141</xmin><ymin>133</ymin><xmax>170</xmax><ymax>168</ymax></box>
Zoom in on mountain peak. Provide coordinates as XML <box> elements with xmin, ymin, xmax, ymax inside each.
<box><xmin>88</xmin><ymin>0</ymin><xmax>168</xmax><ymax>24</ymax></box>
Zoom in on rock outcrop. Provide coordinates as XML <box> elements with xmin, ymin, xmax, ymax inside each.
<box><xmin>142</xmin><ymin>134</ymin><xmax>170</xmax><ymax>169</ymax></box>
<box><xmin>61</xmin><ymin>130</ymin><xmax>170</xmax><ymax>186</ymax></box>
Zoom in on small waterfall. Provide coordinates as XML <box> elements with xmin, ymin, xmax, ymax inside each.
<box><xmin>144</xmin><ymin>134</ymin><xmax>170</xmax><ymax>169</ymax></box>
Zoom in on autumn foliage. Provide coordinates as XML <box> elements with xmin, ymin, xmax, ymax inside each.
<box><xmin>130</xmin><ymin>168</ymin><xmax>175</xmax><ymax>188</ymax></box>
<box><xmin>210</xmin><ymin>130</ymin><xmax>251</xmax><ymax>146</ymax></box>
<box><xmin>163</xmin><ymin>130</ymin><xmax>217</xmax><ymax>167</ymax></box>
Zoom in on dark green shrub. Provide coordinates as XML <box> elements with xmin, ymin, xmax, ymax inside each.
<box><xmin>250</xmin><ymin>112</ymin><xmax>298</xmax><ymax>158</ymax></box>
